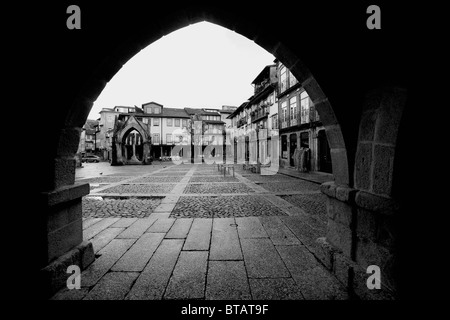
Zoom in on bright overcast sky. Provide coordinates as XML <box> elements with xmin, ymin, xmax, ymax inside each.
<box><xmin>89</xmin><ymin>21</ymin><xmax>275</xmax><ymax>119</ymax></box>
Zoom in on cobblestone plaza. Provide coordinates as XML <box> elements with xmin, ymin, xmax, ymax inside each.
<box><xmin>51</xmin><ymin>162</ymin><xmax>346</xmax><ymax>300</ymax></box>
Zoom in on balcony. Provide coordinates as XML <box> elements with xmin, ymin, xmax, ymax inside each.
<box><xmin>237</xmin><ymin>118</ymin><xmax>247</xmax><ymax>128</ymax></box>
<box><xmin>254</xmin><ymin>79</ymin><xmax>271</xmax><ymax>95</ymax></box>
<box><xmin>250</xmin><ymin>107</ymin><xmax>269</xmax><ymax>123</ymax></box>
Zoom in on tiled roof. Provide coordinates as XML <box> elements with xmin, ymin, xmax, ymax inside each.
<box><xmin>161</xmin><ymin>108</ymin><xmax>190</xmax><ymax>118</ymax></box>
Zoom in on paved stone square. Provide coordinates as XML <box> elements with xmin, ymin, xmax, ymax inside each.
<box><xmin>184</xmin><ymin>182</ymin><xmax>255</xmax><ymax>194</ymax></box>
<box><xmin>100</xmin><ymin>184</ymin><xmax>176</xmax><ymax>194</ymax></box>
<box><xmin>82</xmin><ymin>197</ymin><xmax>162</xmax><ymax>218</ymax></box>
<box><xmin>131</xmin><ymin>176</ymin><xmax>185</xmax><ymax>183</ymax></box>
<box><xmin>257</xmin><ymin>180</ymin><xmax>321</xmax><ymax>193</ymax></box>
<box><xmin>51</xmin><ymin>162</ymin><xmax>346</xmax><ymax>300</ymax></box>
<box><xmin>170</xmin><ymin>195</ymin><xmax>287</xmax><ymax>218</ymax></box>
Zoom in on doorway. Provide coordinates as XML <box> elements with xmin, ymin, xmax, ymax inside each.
<box><xmin>318</xmin><ymin>130</ymin><xmax>332</xmax><ymax>173</ymax></box>
<box><xmin>289</xmin><ymin>133</ymin><xmax>297</xmax><ymax>167</ymax></box>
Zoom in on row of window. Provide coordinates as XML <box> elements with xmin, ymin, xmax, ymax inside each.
<box><xmin>203</xmin><ymin>115</ymin><xmax>221</xmax><ymax>121</ymax></box>
<box><xmin>280</xmin><ymin>91</ymin><xmax>318</xmax><ymax>124</ymax></box>
<box><xmin>151</xmin><ymin>133</ymin><xmax>186</xmax><ymax>144</ymax></box>
<box><xmin>144</xmin><ymin>106</ymin><xmax>162</xmax><ymax>114</ymax></box>
<box><xmin>279</xmin><ymin>65</ymin><xmax>298</xmax><ymax>94</ymax></box>
<box><xmin>141</xmin><ymin>117</ymin><xmax>188</xmax><ymax>127</ymax></box>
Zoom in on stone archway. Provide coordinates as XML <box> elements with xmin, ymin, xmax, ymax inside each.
<box><xmin>25</xmin><ymin>3</ymin><xmax>416</xmax><ymax>299</ymax></box>
<box><xmin>111</xmin><ymin>116</ymin><xmax>152</xmax><ymax>165</ymax></box>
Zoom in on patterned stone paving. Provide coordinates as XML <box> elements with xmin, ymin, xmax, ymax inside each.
<box><xmin>280</xmin><ymin>193</ymin><xmax>328</xmax><ymax>219</ymax></box>
<box><xmin>131</xmin><ymin>176</ymin><xmax>185</xmax><ymax>183</ymax></box>
<box><xmin>82</xmin><ymin>197</ymin><xmax>162</xmax><ymax>218</ymax></box>
<box><xmin>183</xmin><ymin>183</ymin><xmax>255</xmax><ymax>194</ymax></box>
<box><xmin>192</xmin><ymin>171</ymin><xmax>224</xmax><ymax>176</ymax></box>
<box><xmin>257</xmin><ymin>181</ymin><xmax>321</xmax><ymax>193</ymax></box>
<box><xmin>170</xmin><ymin>195</ymin><xmax>287</xmax><ymax>218</ymax></box>
<box><xmin>50</xmin><ymin>163</ymin><xmax>348</xmax><ymax>302</ymax></box>
<box><xmin>241</xmin><ymin>174</ymin><xmax>300</xmax><ymax>182</ymax></box>
<box><xmin>79</xmin><ymin>176</ymin><xmax>130</xmax><ymax>184</ymax></box>
<box><xmin>150</xmin><ymin>172</ymin><xmax>188</xmax><ymax>176</ymax></box>
<box><xmin>100</xmin><ymin>184</ymin><xmax>176</xmax><ymax>194</ymax></box>
<box><xmin>189</xmin><ymin>176</ymin><xmax>239</xmax><ymax>183</ymax></box>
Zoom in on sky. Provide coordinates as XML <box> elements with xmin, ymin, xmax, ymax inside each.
<box><xmin>88</xmin><ymin>21</ymin><xmax>275</xmax><ymax>119</ymax></box>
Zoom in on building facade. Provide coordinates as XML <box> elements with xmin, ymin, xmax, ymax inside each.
<box><xmin>275</xmin><ymin>59</ymin><xmax>332</xmax><ymax>173</ymax></box>
<box><xmin>87</xmin><ymin>103</ymin><xmax>235</xmax><ymax>165</ymax></box>
<box><xmin>226</xmin><ymin>61</ymin><xmax>332</xmax><ymax>174</ymax></box>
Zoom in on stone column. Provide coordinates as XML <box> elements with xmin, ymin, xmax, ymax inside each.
<box><xmin>143</xmin><ymin>141</ymin><xmax>151</xmax><ymax>164</ymax></box>
<box><xmin>38</xmin><ymin>127</ymin><xmax>95</xmax><ymax>298</ymax></box>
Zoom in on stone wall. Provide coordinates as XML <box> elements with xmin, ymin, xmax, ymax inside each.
<box><xmin>315</xmin><ymin>87</ymin><xmax>406</xmax><ymax>299</ymax></box>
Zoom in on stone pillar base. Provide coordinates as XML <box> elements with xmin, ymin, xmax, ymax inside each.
<box><xmin>39</xmin><ymin>241</ymin><xmax>94</xmax><ymax>298</ymax></box>
<box><xmin>319</xmin><ymin>181</ymin><xmax>398</xmax><ymax>299</ymax></box>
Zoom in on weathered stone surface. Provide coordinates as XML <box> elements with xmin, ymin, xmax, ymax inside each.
<box><xmin>210</xmin><ymin>218</ymin><xmax>242</xmax><ymax>260</ymax></box>
<box><xmin>112</xmin><ymin>233</ymin><xmax>164</xmax><ymax>271</ymax></box>
<box><xmin>311</xmin><ymin>98</ymin><xmax>338</xmax><ymax>126</ymax></box>
<box><xmin>276</xmin><ymin>245</ymin><xmax>320</xmax><ymax>275</ymax></box>
<box><xmin>280</xmin><ymin>216</ymin><xmax>324</xmax><ymax>248</ymax></box>
<box><xmin>374</xmin><ymin>88</ymin><xmax>406</xmax><ymax>145</ymax></box>
<box><xmin>355</xmin><ymin>190</ymin><xmax>399</xmax><ymax>214</ymax></box>
<box><xmin>372</xmin><ymin>144</ymin><xmax>395</xmax><ymax>196</ymax></box>
<box><xmin>355</xmin><ymin>237</ymin><xmax>396</xmax><ymax>290</ymax></box>
<box><xmin>51</xmin><ymin>287</ymin><xmax>89</xmax><ymax>300</ymax></box>
<box><xmin>240</xmin><ymin>238</ymin><xmax>289</xmax><ymax>278</ymax></box>
<box><xmin>110</xmin><ymin>218</ymin><xmax>138</xmax><ymax>228</ymax></box>
<box><xmin>126</xmin><ymin>239</ymin><xmax>184</xmax><ymax>300</ymax></box>
<box><xmin>83</xmin><ymin>218</ymin><xmax>103</xmax><ymax>230</ymax></box>
<box><xmin>323</xmin><ymin>124</ymin><xmax>346</xmax><ymax>149</ymax></box>
<box><xmin>376</xmin><ymin>214</ymin><xmax>396</xmax><ymax>248</ymax></box>
<box><xmin>79</xmin><ymin>241</ymin><xmax>95</xmax><ymax>269</ymax></box>
<box><xmin>40</xmin><ymin>242</ymin><xmax>81</xmax><ymax>297</ymax></box>
<box><xmin>83</xmin><ymin>218</ymin><xmax>120</xmax><ymax>240</ymax></box>
<box><xmin>48</xmin><ymin>200</ymin><xmax>82</xmax><ymax>233</ymax></box>
<box><xmin>358</xmin><ymin>109</ymin><xmax>377</xmax><ymax>142</ymax></box>
<box><xmin>47</xmin><ymin>218</ymin><xmax>83</xmax><ymax>263</ymax></box>
<box><xmin>293</xmin><ymin>265</ymin><xmax>348</xmax><ymax>300</ymax></box>
<box><xmin>90</xmin><ymin>227</ymin><xmax>125</xmax><ymax>253</ymax></box>
<box><xmin>314</xmin><ymin>237</ymin><xmax>335</xmax><ymax>270</ymax></box>
<box><xmin>54</xmin><ymin>158</ymin><xmax>77</xmax><ymax>189</ymax></box>
<box><xmin>43</xmin><ymin>182</ymin><xmax>90</xmax><ymax>207</ymax></box>
<box><xmin>84</xmin><ymin>272</ymin><xmax>139</xmax><ymax>300</ymax></box>
<box><xmin>165</xmin><ymin>218</ymin><xmax>193</xmax><ymax>239</ymax></box>
<box><xmin>335</xmin><ymin>186</ymin><xmax>357</xmax><ymax>203</ymax></box>
<box><xmin>320</xmin><ymin>181</ymin><xmax>336</xmax><ymax>198</ymax></box>
<box><xmin>164</xmin><ymin>251</ymin><xmax>208</xmax><ymax>299</ymax></box>
<box><xmin>259</xmin><ymin>216</ymin><xmax>301</xmax><ymax>245</ymax></box>
<box><xmin>183</xmin><ymin>218</ymin><xmax>212</xmax><ymax>251</ymax></box>
<box><xmin>354</xmin><ymin>142</ymin><xmax>372</xmax><ymax>191</ymax></box>
<box><xmin>329</xmin><ymin>148</ymin><xmax>349</xmax><ymax>186</ymax></box>
<box><xmin>249</xmin><ymin>278</ymin><xmax>304</xmax><ymax>300</ymax></box>
<box><xmin>116</xmin><ymin>217</ymin><xmax>157</xmax><ymax>238</ymax></box>
<box><xmin>147</xmin><ymin>218</ymin><xmax>175</xmax><ymax>233</ymax></box>
<box><xmin>236</xmin><ymin>217</ymin><xmax>268</xmax><ymax>239</ymax></box>
<box><xmin>206</xmin><ymin>261</ymin><xmax>251</xmax><ymax>300</ymax></box>
<box><xmin>81</xmin><ymin>239</ymin><xmax>136</xmax><ymax>287</ymax></box>
<box><xmin>327</xmin><ymin>197</ymin><xmax>353</xmax><ymax>227</ymax></box>
<box><xmin>333</xmin><ymin>252</ymin><xmax>353</xmax><ymax>288</ymax></box>
<box><xmin>326</xmin><ymin>219</ymin><xmax>353</xmax><ymax>258</ymax></box>
<box><xmin>356</xmin><ymin>208</ymin><xmax>378</xmax><ymax>240</ymax></box>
